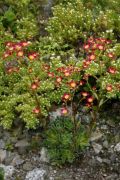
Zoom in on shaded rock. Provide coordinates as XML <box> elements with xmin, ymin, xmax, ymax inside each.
<box><xmin>15</xmin><ymin>139</ymin><xmax>30</xmax><ymax>154</ymax></box>
<box><xmin>25</xmin><ymin>168</ymin><xmax>47</xmax><ymax>180</ymax></box>
<box><xmin>0</xmin><ymin>140</ymin><xmax>5</xmax><ymax>149</ymax></box>
<box><xmin>0</xmin><ymin>150</ymin><xmax>7</xmax><ymax>163</ymax></box>
<box><xmin>90</xmin><ymin>130</ymin><xmax>103</xmax><ymax>142</ymax></box>
<box><xmin>92</xmin><ymin>142</ymin><xmax>102</xmax><ymax>154</ymax></box>
<box><xmin>114</xmin><ymin>142</ymin><xmax>120</xmax><ymax>152</ymax></box>
<box><xmin>40</xmin><ymin>147</ymin><xmax>49</xmax><ymax>163</ymax></box>
<box><xmin>0</xmin><ymin>164</ymin><xmax>15</xmax><ymax>180</ymax></box>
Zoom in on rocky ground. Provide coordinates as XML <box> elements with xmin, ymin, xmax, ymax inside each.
<box><xmin>0</xmin><ymin>103</ymin><xmax>120</xmax><ymax>180</ymax></box>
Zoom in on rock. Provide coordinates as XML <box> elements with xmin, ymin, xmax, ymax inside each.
<box><xmin>107</xmin><ymin>120</ymin><xmax>115</xmax><ymax>127</ymax></box>
<box><xmin>102</xmin><ymin>159</ymin><xmax>111</xmax><ymax>165</ymax></box>
<box><xmin>96</xmin><ymin>156</ymin><xmax>102</xmax><ymax>163</ymax></box>
<box><xmin>15</xmin><ymin>139</ymin><xmax>30</xmax><ymax>154</ymax></box>
<box><xmin>101</xmin><ymin>125</ymin><xmax>108</xmax><ymax>130</ymax></box>
<box><xmin>15</xmin><ymin>139</ymin><xmax>29</xmax><ymax>148</ymax></box>
<box><xmin>23</xmin><ymin>162</ymin><xmax>33</xmax><ymax>171</ymax></box>
<box><xmin>106</xmin><ymin>174</ymin><xmax>118</xmax><ymax>180</ymax></box>
<box><xmin>103</xmin><ymin>140</ymin><xmax>109</xmax><ymax>149</ymax></box>
<box><xmin>114</xmin><ymin>142</ymin><xmax>120</xmax><ymax>152</ymax></box>
<box><xmin>40</xmin><ymin>147</ymin><xmax>49</xmax><ymax>163</ymax></box>
<box><xmin>0</xmin><ymin>140</ymin><xmax>5</xmax><ymax>149</ymax></box>
<box><xmin>11</xmin><ymin>155</ymin><xmax>24</xmax><ymax>166</ymax></box>
<box><xmin>0</xmin><ymin>150</ymin><xmax>7</xmax><ymax>163</ymax></box>
<box><xmin>2</xmin><ymin>132</ymin><xmax>10</xmax><ymax>141</ymax></box>
<box><xmin>114</xmin><ymin>134</ymin><xmax>120</xmax><ymax>143</ymax></box>
<box><xmin>110</xmin><ymin>154</ymin><xmax>116</xmax><ymax>163</ymax></box>
<box><xmin>25</xmin><ymin>168</ymin><xmax>47</xmax><ymax>180</ymax></box>
<box><xmin>92</xmin><ymin>142</ymin><xmax>102</xmax><ymax>154</ymax></box>
<box><xmin>90</xmin><ymin>130</ymin><xmax>103</xmax><ymax>142</ymax></box>
<box><xmin>0</xmin><ymin>164</ymin><xmax>15</xmax><ymax>180</ymax></box>
<box><xmin>4</xmin><ymin>151</ymin><xmax>15</xmax><ymax>165</ymax></box>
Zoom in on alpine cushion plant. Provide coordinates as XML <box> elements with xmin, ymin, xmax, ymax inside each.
<box><xmin>0</xmin><ymin>37</ymin><xmax>119</xmax><ymax>130</ymax></box>
<box><xmin>0</xmin><ymin>40</ymin><xmax>82</xmax><ymax>129</ymax></box>
<box><xmin>76</xmin><ymin>37</ymin><xmax>120</xmax><ymax>124</ymax></box>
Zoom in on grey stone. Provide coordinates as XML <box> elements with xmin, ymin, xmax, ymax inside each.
<box><xmin>11</xmin><ymin>155</ymin><xmax>24</xmax><ymax>166</ymax></box>
<box><xmin>106</xmin><ymin>174</ymin><xmax>118</xmax><ymax>180</ymax></box>
<box><xmin>15</xmin><ymin>139</ymin><xmax>29</xmax><ymax>148</ymax></box>
<box><xmin>0</xmin><ymin>150</ymin><xmax>7</xmax><ymax>163</ymax></box>
<box><xmin>107</xmin><ymin>120</ymin><xmax>115</xmax><ymax>127</ymax></box>
<box><xmin>103</xmin><ymin>140</ymin><xmax>109</xmax><ymax>149</ymax></box>
<box><xmin>101</xmin><ymin>125</ymin><xmax>108</xmax><ymax>130</ymax></box>
<box><xmin>23</xmin><ymin>162</ymin><xmax>33</xmax><ymax>171</ymax></box>
<box><xmin>0</xmin><ymin>139</ymin><xmax>5</xmax><ymax>149</ymax></box>
<box><xmin>114</xmin><ymin>142</ymin><xmax>120</xmax><ymax>152</ymax></box>
<box><xmin>90</xmin><ymin>130</ymin><xmax>103</xmax><ymax>142</ymax></box>
<box><xmin>0</xmin><ymin>164</ymin><xmax>15</xmax><ymax>180</ymax></box>
<box><xmin>110</xmin><ymin>154</ymin><xmax>116</xmax><ymax>163</ymax></box>
<box><xmin>92</xmin><ymin>142</ymin><xmax>102</xmax><ymax>154</ymax></box>
<box><xmin>25</xmin><ymin>168</ymin><xmax>47</xmax><ymax>180</ymax></box>
<box><xmin>2</xmin><ymin>132</ymin><xmax>10</xmax><ymax>141</ymax></box>
<box><xmin>96</xmin><ymin>156</ymin><xmax>103</xmax><ymax>163</ymax></box>
<box><xmin>40</xmin><ymin>147</ymin><xmax>49</xmax><ymax>163</ymax></box>
<box><xmin>15</xmin><ymin>139</ymin><xmax>30</xmax><ymax>154</ymax></box>
<box><xmin>103</xmin><ymin>159</ymin><xmax>111</xmax><ymax>165</ymax></box>
<box><xmin>4</xmin><ymin>151</ymin><xmax>15</xmax><ymax>165</ymax></box>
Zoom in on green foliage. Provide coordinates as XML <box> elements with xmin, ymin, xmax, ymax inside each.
<box><xmin>0</xmin><ymin>0</ymin><xmax>39</xmax><ymax>39</ymax></box>
<box><xmin>39</xmin><ymin>0</ymin><xmax>120</xmax><ymax>54</ymax></box>
<box><xmin>44</xmin><ymin>117</ymin><xmax>89</xmax><ymax>166</ymax></box>
<box><xmin>0</xmin><ymin>168</ymin><xmax>4</xmax><ymax>180</ymax></box>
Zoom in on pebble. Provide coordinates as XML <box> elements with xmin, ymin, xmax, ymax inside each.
<box><xmin>40</xmin><ymin>147</ymin><xmax>49</xmax><ymax>163</ymax></box>
<box><xmin>92</xmin><ymin>142</ymin><xmax>102</xmax><ymax>154</ymax></box>
<box><xmin>90</xmin><ymin>130</ymin><xmax>103</xmax><ymax>142</ymax></box>
<box><xmin>96</xmin><ymin>156</ymin><xmax>103</xmax><ymax>163</ymax></box>
<box><xmin>0</xmin><ymin>139</ymin><xmax>5</xmax><ymax>149</ymax></box>
<box><xmin>114</xmin><ymin>142</ymin><xmax>120</xmax><ymax>152</ymax></box>
<box><xmin>0</xmin><ymin>150</ymin><xmax>7</xmax><ymax>163</ymax></box>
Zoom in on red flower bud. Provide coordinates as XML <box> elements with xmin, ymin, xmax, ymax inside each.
<box><xmin>31</xmin><ymin>82</ymin><xmax>39</xmax><ymax>90</ymax></box>
<box><xmin>87</xmin><ymin>96</ymin><xmax>94</xmax><ymax>103</ymax></box>
<box><xmin>61</xmin><ymin>107</ymin><xmax>68</xmax><ymax>115</ymax></box>
<box><xmin>62</xmin><ymin>93</ymin><xmax>71</xmax><ymax>101</ymax></box>
<box><xmin>69</xmin><ymin>80</ymin><xmax>77</xmax><ymax>89</ymax></box>
<box><xmin>17</xmin><ymin>51</ymin><xmax>24</xmax><ymax>57</ymax></box>
<box><xmin>108</xmin><ymin>67</ymin><xmax>117</xmax><ymax>74</ymax></box>
<box><xmin>106</xmin><ymin>85</ymin><xmax>112</xmax><ymax>91</ymax></box>
<box><xmin>81</xmin><ymin>92</ymin><xmax>89</xmax><ymax>97</ymax></box>
<box><xmin>33</xmin><ymin>107</ymin><xmax>40</xmax><ymax>114</ymax></box>
<box><xmin>48</xmin><ymin>72</ymin><xmax>54</xmax><ymax>78</ymax></box>
<box><xmin>56</xmin><ymin>76</ymin><xmax>62</xmax><ymax>83</ymax></box>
